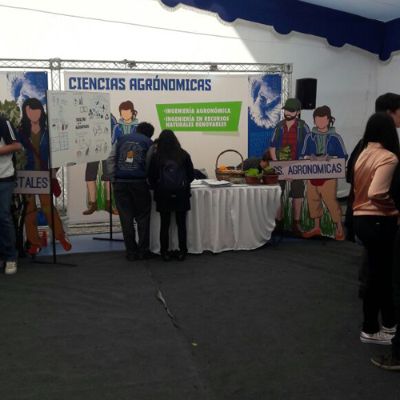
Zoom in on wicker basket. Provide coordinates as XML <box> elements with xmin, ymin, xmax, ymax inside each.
<box><xmin>215</xmin><ymin>149</ymin><xmax>245</xmax><ymax>184</ymax></box>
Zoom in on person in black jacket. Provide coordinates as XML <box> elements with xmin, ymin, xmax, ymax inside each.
<box><xmin>148</xmin><ymin>130</ymin><xmax>194</xmax><ymax>261</ymax></box>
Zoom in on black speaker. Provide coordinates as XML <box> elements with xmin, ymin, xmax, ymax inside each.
<box><xmin>295</xmin><ymin>78</ymin><xmax>317</xmax><ymax>110</ymax></box>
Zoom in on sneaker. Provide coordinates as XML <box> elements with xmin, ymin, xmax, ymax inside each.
<box><xmin>360</xmin><ymin>330</ymin><xmax>394</xmax><ymax>345</ymax></box>
<box><xmin>59</xmin><ymin>236</ymin><xmax>72</xmax><ymax>251</ymax></box>
<box><xmin>382</xmin><ymin>325</ymin><xmax>397</xmax><ymax>334</ymax></box>
<box><xmin>371</xmin><ymin>354</ymin><xmax>400</xmax><ymax>370</ymax></box>
<box><xmin>4</xmin><ymin>261</ymin><xmax>17</xmax><ymax>275</ymax></box>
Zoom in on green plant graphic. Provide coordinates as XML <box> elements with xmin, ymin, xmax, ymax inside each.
<box><xmin>0</xmin><ymin>100</ymin><xmax>20</xmax><ymax>127</ymax></box>
<box><xmin>281</xmin><ymin>181</ymin><xmax>336</xmax><ymax>238</ymax></box>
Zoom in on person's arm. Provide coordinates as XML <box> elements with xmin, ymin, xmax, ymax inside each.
<box><xmin>390</xmin><ymin>163</ymin><xmax>400</xmax><ymax>211</ymax></box>
<box><xmin>185</xmin><ymin>153</ymin><xmax>195</xmax><ymax>183</ymax></box>
<box><xmin>268</xmin><ymin>124</ymin><xmax>280</xmax><ymax>161</ymax></box>
<box><xmin>106</xmin><ymin>142</ymin><xmax>118</xmax><ymax>181</ymax></box>
<box><xmin>0</xmin><ymin>118</ymin><xmax>22</xmax><ymax>155</ymax></box>
<box><xmin>145</xmin><ymin>144</ymin><xmax>155</xmax><ymax>173</ymax></box>
<box><xmin>299</xmin><ymin>134</ymin><xmax>311</xmax><ymax>159</ymax></box>
<box><xmin>0</xmin><ymin>142</ymin><xmax>21</xmax><ymax>155</ymax></box>
<box><xmin>368</xmin><ymin>158</ymin><xmax>398</xmax><ymax>208</ymax></box>
<box><xmin>147</xmin><ymin>154</ymin><xmax>160</xmax><ymax>188</ymax></box>
<box><xmin>328</xmin><ymin>134</ymin><xmax>348</xmax><ymax>160</ymax></box>
<box><xmin>268</xmin><ymin>147</ymin><xmax>277</xmax><ymax>161</ymax></box>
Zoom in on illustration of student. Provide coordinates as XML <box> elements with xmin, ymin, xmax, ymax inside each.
<box><xmin>111</xmin><ymin>100</ymin><xmax>139</xmax><ymax>144</ymax></box>
<box><xmin>300</xmin><ymin>105</ymin><xmax>347</xmax><ymax>240</ymax></box>
<box><xmin>82</xmin><ymin>100</ymin><xmax>138</xmax><ymax>215</ymax></box>
<box><xmin>16</xmin><ymin>98</ymin><xmax>72</xmax><ymax>255</ymax></box>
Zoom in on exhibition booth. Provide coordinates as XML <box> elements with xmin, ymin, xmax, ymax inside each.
<box><xmin>2</xmin><ymin>60</ymin><xmax>297</xmax><ymax>258</ymax></box>
<box><xmin>1</xmin><ymin>0</ymin><xmax>398</xmax><ymax>259</ymax></box>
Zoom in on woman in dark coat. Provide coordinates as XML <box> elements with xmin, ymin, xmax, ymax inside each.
<box><xmin>148</xmin><ymin>130</ymin><xmax>194</xmax><ymax>261</ymax></box>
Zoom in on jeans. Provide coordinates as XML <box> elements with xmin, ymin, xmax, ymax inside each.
<box><xmin>160</xmin><ymin>211</ymin><xmax>187</xmax><ymax>254</ymax></box>
<box><xmin>113</xmin><ymin>181</ymin><xmax>151</xmax><ymax>256</ymax></box>
<box><xmin>0</xmin><ymin>181</ymin><xmax>17</xmax><ymax>261</ymax></box>
<box><xmin>354</xmin><ymin>215</ymin><xmax>398</xmax><ymax>333</ymax></box>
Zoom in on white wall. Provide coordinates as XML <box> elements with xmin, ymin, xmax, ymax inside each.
<box><xmin>377</xmin><ymin>53</ymin><xmax>400</xmax><ymax>97</ymax></box>
<box><xmin>1</xmin><ymin>0</ymin><xmax>384</xmax><ymax>197</ymax></box>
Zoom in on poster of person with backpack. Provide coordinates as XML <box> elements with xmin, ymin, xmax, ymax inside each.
<box><xmin>82</xmin><ymin>100</ymin><xmax>139</xmax><ymax>216</ymax></box>
<box><xmin>147</xmin><ymin>130</ymin><xmax>194</xmax><ymax>262</ymax></box>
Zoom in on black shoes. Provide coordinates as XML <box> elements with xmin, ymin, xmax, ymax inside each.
<box><xmin>161</xmin><ymin>250</ymin><xmax>187</xmax><ymax>262</ymax></box>
<box><xmin>126</xmin><ymin>251</ymin><xmax>157</xmax><ymax>261</ymax></box>
<box><xmin>371</xmin><ymin>354</ymin><xmax>400</xmax><ymax>370</ymax></box>
<box><xmin>176</xmin><ymin>251</ymin><xmax>187</xmax><ymax>261</ymax></box>
<box><xmin>161</xmin><ymin>252</ymin><xmax>172</xmax><ymax>262</ymax></box>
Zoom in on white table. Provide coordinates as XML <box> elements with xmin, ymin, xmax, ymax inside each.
<box><xmin>149</xmin><ymin>184</ymin><xmax>281</xmax><ymax>254</ymax></box>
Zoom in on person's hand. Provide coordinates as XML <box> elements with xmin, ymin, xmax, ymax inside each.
<box><xmin>259</xmin><ymin>160</ymin><xmax>268</xmax><ymax>169</ymax></box>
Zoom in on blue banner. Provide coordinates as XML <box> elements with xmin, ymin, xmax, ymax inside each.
<box><xmin>248</xmin><ymin>74</ymin><xmax>282</xmax><ymax>157</ymax></box>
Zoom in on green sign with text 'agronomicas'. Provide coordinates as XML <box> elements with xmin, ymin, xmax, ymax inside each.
<box><xmin>156</xmin><ymin>101</ymin><xmax>242</xmax><ymax>132</ymax></box>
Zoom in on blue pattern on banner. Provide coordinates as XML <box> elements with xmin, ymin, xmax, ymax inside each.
<box><xmin>8</xmin><ymin>71</ymin><xmax>48</xmax><ymax>109</ymax></box>
<box><xmin>248</xmin><ymin>74</ymin><xmax>282</xmax><ymax>158</ymax></box>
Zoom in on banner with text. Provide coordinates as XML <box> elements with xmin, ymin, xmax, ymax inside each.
<box><xmin>270</xmin><ymin>159</ymin><xmax>346</xmax><ymax>180</ymax></box>
<box><xmin>14</xmin><ymin>171</ymin><xmax>50</xmax><ymax>194</ymax></box>
<box><xmin>64</xmin><ymin>72</ymin><xmax>257</xmax><ymax>224</ymax></box>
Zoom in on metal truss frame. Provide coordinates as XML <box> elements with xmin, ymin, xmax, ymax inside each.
<box><xmin>0</xmin><ymin>58</ymin><xmax>292</xmax><ymax>216</ymax></box>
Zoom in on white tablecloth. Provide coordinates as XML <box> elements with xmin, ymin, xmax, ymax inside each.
<box><xmin>149</xmin><ymin>184</ymin><xmax>281</xmax><ymax>254</ymax></box>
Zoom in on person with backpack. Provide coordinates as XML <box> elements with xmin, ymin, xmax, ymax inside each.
<box><xmin>107</xmin><ymin>121</ymin><xmax>153</xmax><ymax>261</ymax></box>
<box><xmin>148</xmin><ymin>130</ymin><xmax>194</xmax><ymax>261</ymax></box>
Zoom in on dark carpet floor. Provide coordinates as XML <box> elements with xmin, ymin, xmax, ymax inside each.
<box><xmin>0</xmin><ymin>239</ymin><xmax>399</xmax><ymax>399</ymax></box>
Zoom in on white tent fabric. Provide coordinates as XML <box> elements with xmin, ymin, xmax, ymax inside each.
<box><xmin>1</xmin><ymin>0</ymin><xmax>400</xmax><ymax>198</ymax></box>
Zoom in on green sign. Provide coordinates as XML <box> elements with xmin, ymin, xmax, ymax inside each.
<box><xmin>156</xmin><ymin>101</ymin><xmax>242</xmax><ymax>133</ymax></box>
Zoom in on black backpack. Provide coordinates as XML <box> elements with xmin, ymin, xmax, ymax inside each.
<box><xmin>158</xmin><ymin>159</ymin><xmax>187</xmax><ymax>194</ymax></box>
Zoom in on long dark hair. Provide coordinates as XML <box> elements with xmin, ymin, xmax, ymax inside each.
<box><xmin>156</xmin><ymin>130</ymin><xmax>184</xmax><ymax>163</ymax></box>
<box><xmin>20</xmin><ymin>98</ymin><xmax>47</xmax><ymax>136</ymax></box>
<box><xmin>363</xmin><ymin>112</ymin><xmax>400</xmax><ymax>159</ymax></box>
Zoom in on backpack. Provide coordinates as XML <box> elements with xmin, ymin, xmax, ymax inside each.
<box><xmin>158</xmin><ymin>159</ymin><xmax>187</xmax><ymax>193</ymax></box>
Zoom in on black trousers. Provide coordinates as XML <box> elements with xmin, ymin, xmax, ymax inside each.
<box><xmin>354</xmin><ymin>215</ymin><xmax>398</xmax><ymax>333</ymax></box>
<box><xmin>391</xmin><ymin>227</ymin><xmax>400</xmax><ymax>358</ymax></box>
<box><xmin>159</xmin><ymin>211</ymin><xmax>187</xmax><ymax>254</ymax></box>
<box><xmin>113</xmin><ymin>181</ymin><xmax>151</xmax><ymax>256</ymax></box>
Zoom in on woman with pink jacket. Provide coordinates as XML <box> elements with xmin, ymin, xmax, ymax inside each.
<box><xmin>353</xmin><ymin>112</ymin><xmax>400</xmax><ymax>345</ymax></box>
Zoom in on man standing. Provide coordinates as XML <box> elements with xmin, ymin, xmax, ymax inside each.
<box><xmin>107</xmin><ymin>124</ymin><xmax>152</xmax><ymax>261</ymax></box>
<box><xmin>0</xmin><ymin>117</ymin><xmax>21</xmax><ymax>274</ymax></box>
<box><xmin>268</xmin><ymin>98</ymin><xmax>310</xmax><ymax>234</ymax></box>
